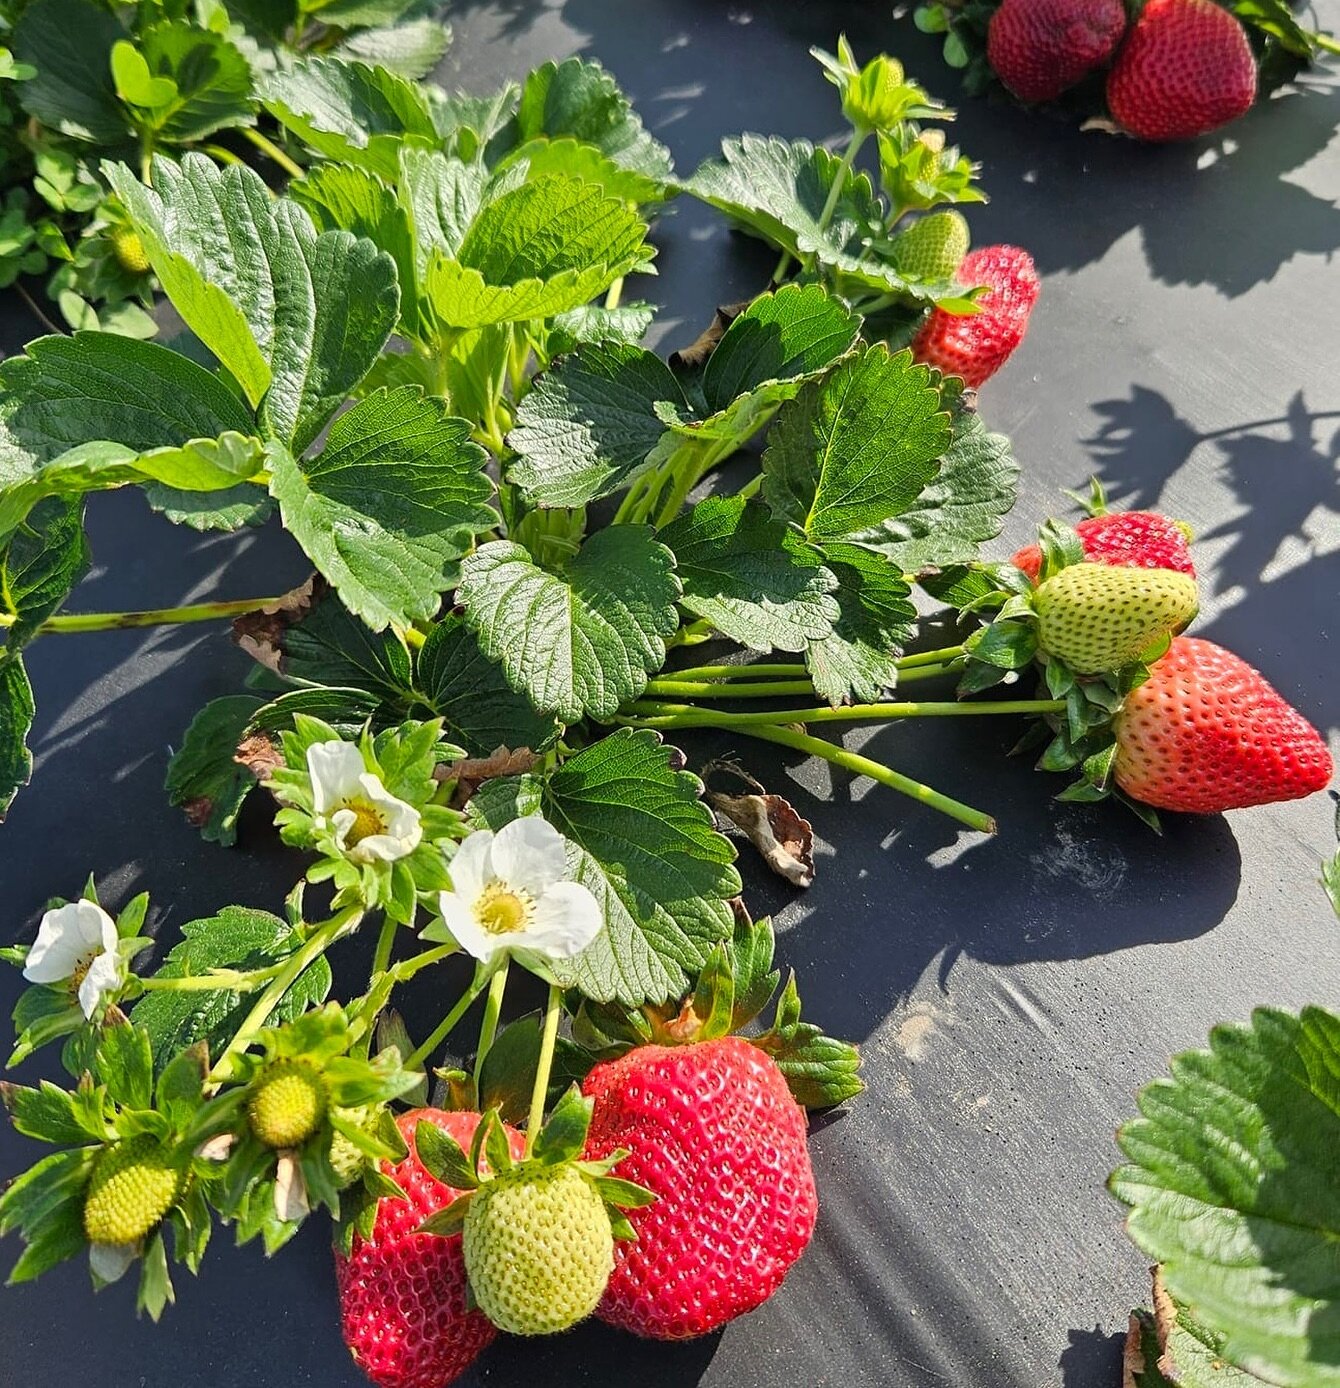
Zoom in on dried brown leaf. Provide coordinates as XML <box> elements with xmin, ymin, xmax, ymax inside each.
<box><xmin>710</xmin><ymin>789</ymin><xmax>815</xmax><ymax>888</ymax></box>
<box><xmin>232</xmin><ymin>574</ymin><xmax>326</xmax><ymax>673</ymax></box>
<box><xmin>439</xmin><ymin>745</ymin><xmax>538</xmax><ymax>807</ymax></box>
<box><xmin>235</xmin><ymin>733</ymin><xmax>283</xmax><ymax>783</ymax></box>
<box><xmin>668</xmin><ymin>299</ymin><xmax>752</xmax><ymax>373</ymax></box>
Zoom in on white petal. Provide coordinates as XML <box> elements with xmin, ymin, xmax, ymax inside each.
<box><xmin>436</xmin><ymin>891</ymin><xmax>506</xmax><ymax>964</ymax></box>
<box><xmin>77</xmin><ymin>951</ymin><xmax>123</xmax><ymax>1019</ymax></box>
<box><xmin>195</xmin><ymin>1133</ymin><xmax>236</xmax><ymax>1162</ymax></box>
<box><xmin>23</xmin><ymin>900</ymin><xmax>115</xmax><ymax>984</ymax></box>
<box><xmin>89</xmin><ymin>1241</ymin><xmax>136</xmax><ymax>1284</ymax></box>
<box><xmin>491</xmin><ymin>816</ymin><xmax>569</xmax><ymax>897</ymax></box>
<box><xmin>306</xmin><ymin>741</ymin><xmax>367</xmax><ymax>814</ymax></box>
<box><xmin>274</xmin><ymin>1152</ymin><xmax>310</xmax><ymax>1222</ymax></box>
<box><xmin>523</xmin><ymin>881</ymin><xmax>604</xmax><ymax>960</ymax></box>
<box><xmin>347</xmin><ymin>832</ymin><xmax>415</xmax><ymax>864</ymax></box>
<box><xmin>329</xmin><ymin>806</ymin><xmax>359</xmax><ymax>849</ymax></box>
<box><xmin>445</xmin><ymin>830</ymin><xmax>495</xmax><ymax>905</ymax></box>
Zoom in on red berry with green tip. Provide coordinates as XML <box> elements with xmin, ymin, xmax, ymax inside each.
<box><xmin>335</xmin><ymin>1108</ymin><xmax>524</xmax><ymax>1388</ymax></box>
<box><xmin>987</xmin><ymin>0</ymin><xmax>1127</xmax><ymax>104</ymax></box>
<box><xmin>1012</xmin><ymin>511</ymin><xmax>1196</xmax><ymax>583</ymax></box>
<box><xmin>1106</xmin><ymin>0</ymin><xmax>1257</xmax><ymax>142</ymax></box>
<box><xmin>911</xmin><ymin>245</ymin><xmax>1040</xmax><ymax>388</ymax></box>
<box><xmin>582</xmin><ymin>1035</ymin><xmax>817</xmax><ymax>1340</ymax></box>
<box><xmin>1114</xmin><ymin>636</ymin><xmax>1332</xmax><ymax>812</ymax></box>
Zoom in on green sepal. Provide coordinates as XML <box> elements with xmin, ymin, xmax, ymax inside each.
<box><xmin>136</xmin><ymin>1230</ymin><xmax>175</xmax><ymax>1321</ymax></box>
<box><xmin>752</xmin><ymin>971</ymin><xmax>864</xmax><ymax>1109</ymax></box>
<box><xmin>955</xmin><ymin>657</ymin><xmax>1010</xmax><ymax>696</ymax></box>
<box><xmin>481</xmin><ymin>1108</ymin><xmax>514</xmax><ymax>1178</ymax></box>
<box><xmin>591</xmin><ymin>1174</ymin><xmax>657</xmax><ymax>1210</ymax></box>
<box><xmin>417</xmin><ymin>1193</ymin><xmax>471</xmax><ymax>1238</ymax></box>
<box><xmin>531</xmin><ymin>1085</ymin><xmax>591</xmax><ymax>1165</ymax></box>
<box><xmin>965</xmin><ymin>619</ymin><xmax>1036</xmax><ymax>670</ymax></box>
<box><xmin>687</xmin><ymin>945</ymin><xmax>735</xmax><ymax>1042</ymax></box>
<box><xmin>607</xmin><ymin>1207</ymin><xmax>638</xmax><ymax>1242</ymax></box>
<box><xmin>1035</xmin><ymin>519</ymin><xmax>1084</xmax><ymax>582</ymax></box>
<box><xmin>412</xmin><ymin>1118</ymin><xmax>477</xmax><ymax>1190</ymax></box>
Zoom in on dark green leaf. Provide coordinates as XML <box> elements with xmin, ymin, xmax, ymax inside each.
<box><xmin>274</xmin><ymin>591</ymin><xmax>416</xmax><ymax>704</ymax></box>
<box><xmin>164</xmin><ymin>694</ymin><xmax>265</xmax><ymax>847</ymax></box>
<box><xmin>0</xmin><ymin>498</ymin><xmax>89</xmax><ymax>651</ymax></box>
<box><xmin>754</xmin><ymin>972</ymin><xmax>864</xmax><ymax>1109</ymax></box>
<box><xmin>0</xmin><ymin>656</ymin><xmax>35</xmax><ymax>820</ymax></box>
<box><xmin>415</xmin><ymin>618</ymin><xmax>560</xmax><ymax>757</ymax></box>
<box><xmin>131</xmin><ymin>908</ymin><xmax>332</xmax><ymax>1070</ymax></box>
<box><xmin>507</xmin><ymin>342</ymin><xmax>685</xmax><ymax>508</ymax></box>
<box><xmin>268</xmin><ymin>389</ymin><xmax>494</xmax><ymax>632</ymax></box>
<box><xmin>134</xmin><ymin>21</ymin><xmax>255</xmax><ymax>143</ymax></box>
<box><xmin>457</xmin><ymin>528</ymin><xmax>681</xmax><ymax>723</ymax></box>
<box><xmin>13</xmin><ymin>0</ymin><xmax>128</xmax><ymax>144</ymax></box>
<box><xmin>660</xmin><ymin>497</ymin><xmax>838</xmax><ymax>653</ymax></box>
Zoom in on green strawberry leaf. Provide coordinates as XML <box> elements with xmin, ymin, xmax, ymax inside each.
<box><xmin>107</xmin><ymin>155</ymin><xmax>400</xmax><ymax>448</ymax></box>
<box><xmin>414</xmin><ymin>618</ymin><xmax>560</xmax><ymax>757</ymax></box>
<box><xmin>164</xmin><ymin>693</ymin><xmax>265</xmax><ymax>847</ymax></box>
<box><xmin>456</xmin><ymin>528</ymin><xmax>681</xmax><ymax>723</ymax></box>
<box><xmin>546</xmin><ymin>301</ymin><xmax>656</xmax><ymax>355</ymax></box>
<box><xmin>685</xmin><ymin>135</ymin><xmax>883</xmax><ymax>266</ymax></box>
<box><xmin>0</xmin><ymin>497</ymin><xmax>90</xmax><ymax>652</ymax></box>
<box><xmin>762</xmin><ymin>344</ymin><xmax>952</xmax><ymax>545</ymax></box>
<box><xmin>130</xmin><ymin>22</ymin><xmax>255</xmax><ymax>143</ymax></box>
<box><xmin>541</xmin><ymin>729</ymin><xmax>741</xmax><ymax>1005</ymax></box>
<box><xmin>659</xmin><ymin>497</ymin><xmax>839</xmax><ymax>653</ymax></box>
<box><xmin>267</xmin><ymin>388</ymin><xmax>495</xmax><ymax>633</ymax></box>
<box><xmin>510</xmin><ymin>56</ymin><xmax>673</xmax><ymax>183</ymax></box>
<box><xmin>476</xmin><ymin>1013</ymin><xmax>592</xmax><ymax>1124</ymax></box>
<box><xmin>506</xmin><ymin>342</ymin><xmax>685</xmax><ymax>508</ymax></box>
<box><xmin>259</xmin><ymin>56</ymin><xmax>439</xmax><ymax>178</ymax></box>
<box><xmin>264</xmin><ymin>590</ymin><xmax>416</xmax><ymax>705</ymax></box>
<box><xmin>421</xmin><ymin>173</ymin><xmax>652</xmax><ymax>331</ymax></box>
<box><xmin>131</xmin><ymin>908</ymin><xmax>333</xmax><ymax>1071</ymax></box>
<box><xmin>1110</xmin><ymin>1006</ymin><xmax>1340</xmax><ymax>1388</ymax></box>
<box><xmin>752</xmin><ymin>971</ymin><xmax>864</xmax><ymax>1109</ymax></box>
<box><xmin>12</xmin><ymin>0</ymin><xmax>129</xmax><ymax>144</ymax></box>
<box><xmin>142</xmin><ymin>484</ymin><xmax>274</xmax><ymax>534</ymax></box>
<box><xmin>805</xmin><ymin>542</ymin><xmax>917</xmax><ymax>705</ymax></box>
<box><xmin>0</xmin><ymin>656</ymin><xmax>35</xmax><ymax>819</ymax></box>
<box><xmin>497</xmin><ymin>136</ymin><xmax>666</xmax><ymax>207</ymax></box>
<box><xmin>332</xmin><ymin>17</ymin><xmax>452</xmax><ymax>80</ymax></box>
<box><xmin>855</xmin><ymin>405</ymin><xmax>1020</xmax><ymax>571</ymax></box>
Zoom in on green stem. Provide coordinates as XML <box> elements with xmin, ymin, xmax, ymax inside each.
<box><xmin>139</xmin><ymin>133</ymin><xmax>154</xmax><ymax>185</ymax></box>
<box><xmin>812</xmin><ymin>127</ymin><xmax>869</xmax><ymax>248</ymax></box>
<box><xmin>736</xmin><ymin>473</ymin><xmax>764</xmax><ymax>501</ymax></box>
<box><xmin>671</xmin><ymin>663</ymin><xmax>809</xmax><ymax>680</ymax></box>
<box><xmin>643</xmin><ymin>678</ymin><xmax>818</xmax><ymax>699</ymax></box>
<box><xmin>404</xmin><ymin>962</ymin><xmax>489</xmax><ymax>1071</ymax></box>
<box><xmin>604</xmin><ymin>276</ymin><xmax>624</xmax><ymax>311</ymax></box>
<box><xmin>0</xmin><ymin>596</ymin><xmax>288</xmax><ymax>636</ymax></box>
<box><xmin>898</xmin><ymin>643</ymin><xmax>967</xmax><ymax>669</ymax></box>
<box><xmin>472</xmin><ymin>961</ymin><xmax>509</xmax><ymax>1087</ymax></box>
<box><xmin>208</xmin><ymin>907</ymin><xmax>361</xmax><ymax>1084</ymax></box>
<box><xmin>200</xmin><ymin>142</ymin><xmax>246</xmax><ymax>168</ymax></box>
<box><xmin>1313</xmin><ymin>31</ymin><xmax>1340</xmax><ymax>54</ymax></box>
<box><xmin>524</xmin><ymin>983</ymin><xmax>563</xmax><ymax>1156</ymax></box>
<box><xmin>239</xmin><ymin>125</ymin><xmax>305</xmax><ymax>181</ymax></box>
<box><xmin>771</xmin><ymin>247</ymin><xmax>793</xmax><ymax>285</ymax></box>
<box><xmin>693</xmin><ymin>721</ymin><xmax>995</xmax><ymax>833</ymax></box>
<box><xmin>625</xmin><ymin>698</ymin><xmax>1064</xmax><ymax>727</ymax></box>
<box><xmin>137</xmin><ymin>967</ymin><xmax>275</xmax><ymax>993</ymax></box>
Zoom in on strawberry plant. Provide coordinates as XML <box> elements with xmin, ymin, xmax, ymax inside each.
<box><xmin>915</xmin><ymin>0</ymin><xmax>1339</xmax><ymax>140</ymax></box>
<box><xmin>0</xmin><ymin>0</ymin><xmax>450</xmax><ymax>333</ymax></box>
<box><xmin>0</xmin><ymin>33</ymin><xmax>1332</xmax><ymax>1386</ymax></box>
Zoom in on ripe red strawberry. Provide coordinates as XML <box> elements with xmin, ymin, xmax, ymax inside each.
<box><xmin>1114</xmin><ymin>636</ymin><xmax>1333</xmax><ymax>813</ymax></box>
<box><xmin>582</xmin><ymin>1035</ymin><xmax>817</xmax><ymax>1340</ymax></box>
<box><xmin>1106</xmin><ymin>0</ymin><xmax>1257</xmax><ymax>142</ymax></box>
<box><xmin>911</xmin><ymin>245</ymin><xmax>1040</xmax><ymax>388</ymax></box>
<box><xmin>987</xmin><ymin>0</ymin><xmax>1127</xmax><ymax>104</ymax></box>
<box><xmin>1012</xmin><ymin>511</ymin><xmax>1196</xmax><ymax>583</ymax></box>
<box><xmin>335</xmin><ymin>1109</ymin><xmax>525</xmax><ymax>1388</ymax></box>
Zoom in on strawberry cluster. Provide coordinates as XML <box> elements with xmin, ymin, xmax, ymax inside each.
<box><xmin>1003</xmin><ymin>506</ymin><xmax>1332</xmax><ymax>815</ymax></box>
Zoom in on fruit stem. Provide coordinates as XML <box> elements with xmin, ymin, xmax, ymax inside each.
<box><xmin>404</xmin><ymin>961</ymin><xmax>489</xmax><ymax>1071</ymax></box>
<box><xmin>350</xmin><ymin>941</ymin><xmax>461</xmax><ymax>1054</ymax></box>
<box><xmin>239</xmin><ymin>125</ymin><xmax>305</xmax><ymax>180</ymax></box>
<box><xmin>0</xmin><ymin>596</ymin><xmax>288</xmax><ymax>635</ymax></box>
<box><xmin>813</xmin><ymin>126</ymin><xmax>869</xmax><ymax>248</ymax></box>
<box><xmin>524</xmin><ymin>983</ymin><xmax>563</xmax><ymax>1158</ymax></box>
<box><xmin>623</xmin><ymin>698</ymin><xmax>1065</xmax><ymax>726</ymax></box>
<box><xmin>208</xmin><ymin>906</ymin><xmax>362</xmax><ymax>1085</ymax></box>
<box><xmin>604</xmin><ymin>277</ymin><xmax>624</xmax><ymax>311</ymax></box>
<box><xmin>472</xmin><ymin>960</ymin><xmax>510</xmax><ymax>1087</ymax></box>
<box><xmin>644</xmin><ymin>678</ymin><xmax>818</xmax><ymax>699</ymax></box>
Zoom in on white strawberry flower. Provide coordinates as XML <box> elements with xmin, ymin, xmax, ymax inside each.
<box><xmin>23</xmin><ymin>899</ymin><xmax>125</xmax><ymax>1019</ymax></box>
<box><xmin>307</xmin><ymin>741</ymin><xmax>422</xmax><ymax>865</ymax></box>
<box><xmin>429</xmin><ymin>817</ymin><xmax>603</xmax><ymax>970</ymax></box>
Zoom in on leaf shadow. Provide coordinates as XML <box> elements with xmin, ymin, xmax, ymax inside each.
<box><xmin>1059</xmin><ymin>1323</ymin><xmax>1127</xmax><ymax>1387</ymax></box>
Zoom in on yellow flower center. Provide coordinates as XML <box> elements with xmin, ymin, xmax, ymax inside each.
<box><xmin>69</xmin><ymin>948</ymin><xmax>100</xmax><ymax>990</ymax></box>
<box><xmin>341</xmin><ymin>798</ymin><xmax>387</xmax><ymax>845</ymax></box>
<box><xmin>474</xmin><ymin>881</ymin><xmax>534</xmax><ymax>935</ymax></box>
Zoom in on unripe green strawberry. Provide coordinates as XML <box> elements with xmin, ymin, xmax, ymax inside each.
<box><xmin>329</xmin><ymin>1104</ymin><xmax>378</xmax><ymax>1188</ymax></box>
<box><xmin>110</xmin><ymin>228</ymin><xmax>150</xmax><ymax>276</ymax></box>
<box><xmin>83</xmin><ymin>1135</ymin><xmax>182</xmax><ymax>1247</ymax></box>
<box><xmin>890</xmin><ymin>211</ymin><xmax>970</xmax><ymax>281</ymax></box>
<box><xmin>248</xmin><ymin>1059</ymin><xmax>327</xmax><ymax>1149</ymax></box>
<box><xmin>463</xmin><ymin>1163</ymin><xmax>614</xmax><ymax>1336</ymax></box>
<box><xmin>1033</xmin><ymin>562</ymin><xmax>1198</xmax><ymax>673</ymax></box>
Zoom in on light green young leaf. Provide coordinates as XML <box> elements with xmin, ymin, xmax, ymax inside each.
<box><xmin>507</xmin><ymin>343</ymin><xmax>685</xmax><ymax>507</ymax></box>
<box><xmin>268</xmin><ymin>388</ymin><xmax>494</xmax><ymax>633</ymax></box>
<box><xmin>512</xmin><ymin>56</ymin><xmax>674</xmax><ymax>183</ymax></box>
<box><xmin>541</xmin><ymin>729</ymin><xmax>740</xmax><ymax>1005</ymax></box>
<box><xmin>763</xmin><ymin>344</ymin><xmax>951</xmax><ymax>544</ymax></box>
<box><xmin>1110</xmin><ymin>1006</ymin><xmax>1340</xmax><ymax>1388</ymax></box>
<box><xmin>260</xmin><ymin>56</ymin><xmax>439</xmax><ymax>178</ymax></box>
<box><xmin>422</xmin><ymin>174</ymin><xmax>652</xmax><ymax>331</ymax></box>
<box><xmin>660</xmin><ymin>497</ymin><xmax>838</xmax><ymax>653</ymax></box>
<box><xmin>12</xmin><ymin>0</ymin><xmax>129</xmax><ymax>143</ymax></box>
<box><xmin>414</xmin><ymin>618</ymin><xmax>560</xmax><ymax>757</ymax></box>
<box><xmin>0</xmin><ymin>656</ymin><xmax>35</xmax><ymax>819</ymax></box>
<box><xmin>804</xmin><ymin>542</ymin><xmax>916</xmax><ymax>705</ymax></box>
<box><xmin>497</xmin><ymin>137</ymin><xmax>665</xmax><ymax>207</ymax></box>
<box><xmin>457</xmin><ymin>527</ymin><xmax>680</xmax><ymax>722</ymax></box>
<box><xmin>855</xmin><ymin>406</ymin><xmax>1019</xmax><ymax>572</ymax></box>
<box><xmin>397</xmin><ymin>147</ymin><xmax>490</xmax><ymax>272</ymax></box>
<box><xmin>132</xmin><ymin>22</ymin><xmax>255</xmax><ymax>142</ymax></box>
